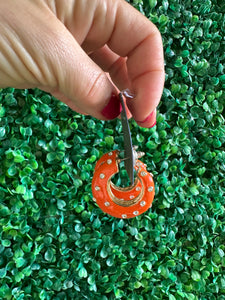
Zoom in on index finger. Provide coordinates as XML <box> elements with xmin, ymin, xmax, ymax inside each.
<box><xmin>108</xmin><ymin>0</ymin><xmax>165</xmax><ymax>124</ymax></box>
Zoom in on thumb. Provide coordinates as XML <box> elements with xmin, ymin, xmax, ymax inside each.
<box><xmin>45</xmin><ymin>25</ymin><xmax>121</xmax><ymax>120</ymax></box>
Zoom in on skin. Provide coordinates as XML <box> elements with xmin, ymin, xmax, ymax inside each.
<box><xmin>0</xmin><ymin>0</ymin><xmax>164</xmax><ymax>127</ymax></box>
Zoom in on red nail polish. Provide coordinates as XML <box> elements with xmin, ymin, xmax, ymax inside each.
<box><xmin>101</xmin><ymin>93</ymin><xmax>122</xmax><ymax>120</ymax></box>
<box><xmin>136</xmin><ymin>111</ymin><xmax>154</xmax><ymax>124</ymax></box>
<box><xmin>148</xmin><ymin>121</ymin><xmax>157</xmax><ymax>128</ymax></box>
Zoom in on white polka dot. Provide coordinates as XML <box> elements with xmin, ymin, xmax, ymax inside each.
<box><xmin>140</xmin><ymin>201</ymin><xmax>146</xmax><ymax>207</ymax></box>
<box><xmin>148</xmin><ymin>186</ymin><xmax>153</xmax><ymax>192</ymax></box>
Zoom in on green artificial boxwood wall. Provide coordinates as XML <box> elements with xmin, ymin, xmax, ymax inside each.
<box><xmin>0</xmin><ymin>0</ymin><xmax>225</xmax><ymax>299</ymax></box>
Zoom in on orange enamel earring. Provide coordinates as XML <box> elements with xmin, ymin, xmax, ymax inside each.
<box><xmin>91</xmin><ymin>149</ymin><xmax>155</xmax><ymax>219</ymax></box>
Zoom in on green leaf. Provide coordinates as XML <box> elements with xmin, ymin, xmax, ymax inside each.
<box><xmin>166</xmin><ymin>260</ymin><xmax>176</xmax><ymax>267</ymax></box>
<box><xmin>46</xmin><ymin>152</ymin><xmax>56</xmax><ymax>163</ymax></box>
<box><xmin>191</xmin><ymin>270</ymin><xmax>201</xmax><ymax>281</ymax></box>
<box><xmin>0</xmin><ymin>105</ymin><xmax>5</xmax><ymax>117</ymax></box>
<box><xmin>7</xmin><ymin>165</ymin><xmax>17</xmax><ymax>176</ymax></box>
<box><xmin>159</xmin><ymin>14</ymin><xmax>169</xmax><ymax>26</ymax></box>
<box><xmin>20</xmin><ymin>126</ymin><xmax>33</xmax><ymax>136</ymax></box>
<box><xmin>57</xmin><ymin>199</ymin><xmax>67</xmax><ymax>210</ymax></box>
<box><xmin>0</xmin><ymin>268</ymin><xmax>7</xmax><ymax>278</ymax></box>
<box><xmin>169</xmin><ymin>273</ymin><xmax>177</xmax><ymax>282</ymax></box>
<box><xmin>44</xmin><ymin>248</ymin><xmax>55</xmax><ymax>262</ymax></box>
<box><xmin>100</xmin><ymin>247</ymin><xmax>108</xmax><ymax>259</ymax></box>
<box><xmin>0</xmin><ymin>205</ymin><xmax>10</xmax><ymax>216</ymax></box>
<box><xmin>134</xmin><ymin>281</ymin><xmax>142</xmax><ymax>289</ymax></box>
<box><xmin>137</xmin><ymin>134</ymin><xmax>144</xmax><ymax>143</ymax></box>
<box><xmin>15</xmin><ymin>257</ymin><xmax>26</xmax><ymax>268</ymax></box>
<box><xmin>78</xmin><ymin>266</ymin><xmax>88</xmax><ymax>278</ymax></box>
<box><xmin>219</xmin><ymin>74</ymin><xmax>225</xmax><ymax>83</ymax></box>
<box><xmin>104</xmin><ymin>136</ymin><xmax>114</xmax><ymax>147</ymax></box>
<box><xmin>15</xmin><ymin>271</ymin><xmax>25</xmax><ymax>283</ymax></box>
<box><xmin>106</xmin><ymin>257</ymin><xmax>114</xmax><ymax>267</ymax></box>
<box><xmin>218</xmin><ymin>248</ymin><xmax>225</xmax><ymax>258</ymax></box>
<box><xmin>43</xmin><ymin>278</ymin><xmax>53</xmax><ymax>289</ymax></box>
<box><xmin>23</xmin><ymin>190</ymin><xmax>33</xmax><ymax>200</ymax></box>
<box><xmin>88</xmin><ymin>274</ymin><xmax>95</xmax><ymax>285</ymax></box>
<box><xmin>114</xmin><ymin>288</ymin><xmax>124</xmax><ymax>298</ymax></box>
<box><xmin>16</xmin><ymin>185</ymin><xmax>26</xmax><ymax>195</ymax></box>
<box><xmin>0</xmin><ymin>127</ymin><xmax>6</xmax><ymax>138</ymax></box>
<box><xmin>14</xmin><ymin>154</ymin><xmax>25</xmax><ymax>163</ymax></box>
<box><xmin>149</xmin><ymin>0</ymin><xmax>157</xmax><ymax>9</ymax></box>
<box><xmin>87</xmin><ymin>119</ymin><xmax>96</xmax><ymax>129</ymax></box>
<box><xmin>146</xmin><ymin>140</ymin><xmax>157</xmax><ymax>149</ymax></box>
<box><xmin>190</xmin><ymin>185</ymin><xmax>199</xmax><ymax>196</ymax></box>
<box><xmin>183</xmin><ymin>145</ymin><xmax>192</xmax><ymax>155</ymax></box>
<box><xmin>2</xmin><ymin>239</ymin><xmax>11</xmax><ymax>247</ymax></box>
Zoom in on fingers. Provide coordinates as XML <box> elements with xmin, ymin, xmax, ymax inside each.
<box><xmin>90</xmin><ymin>44</ymin><xmax>159</xmax><ymax>127</ymax></box>
<box><xmin>90</xmin><ymin>46</ymin><xmax>133</xmax><ymax>119</ymax></box>
<box><xmin>54</xmin><ymin>0</ymin><xmax>164</xmax><ymax>125</ymax></box>
<box><xmin>89</xmin><ymin>1</ymin><xmax>164</xmax><ymax>127</ymax></box>
<box><xmin>0</xmin><ymin>0</ymin><xmax>122</xmax><ymax>121</ymax></box>
<box><xmin>106</xmin><ymin>1</ymin><xmax>164</xmax><ymax>126</ymax></box>
<box><xmin>47</xmin><ymin>29</ymin><xmax>121</xmax><ymax>120</ymax></box>
<box><xmin>36</xmin><ymin>5</ymin><xmax>122</xmax><ymax>120</ymax></box>
<box><xmin>136</xmin><ymin>108</ymin><xmax>157</xmax><ymax>128</ymax></box>
<box><xmin>0</xmin><ymin>0</ymin><xmax>164</xmax><ymax>126</ymax></box>
<box><xmin>12</xmin><ymin>4</ymin><xmax>123</xmax><ymax>119</ymax></box>
<box><xmin>90</xmin><ymin>45</ymin><xmax>130</xmax><ymax>91</ymax></box>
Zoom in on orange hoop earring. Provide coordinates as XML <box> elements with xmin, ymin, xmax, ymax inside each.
<box><xmin>92</xmin><ymin>150</ymin><xmax>154</xmax><ymax>219</ymax></box>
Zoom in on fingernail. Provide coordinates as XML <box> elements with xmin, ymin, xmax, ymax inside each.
<box><xmin>101</xmin><ymin>93</ymin><xmax>122</xmax><ymax>120</ymax></box>
<box><xmin>148</xmin><ymin>121</ymin><xmax>157</xmax><ymax>128</ymax></box>
<box><xmin>136</xmin><ymin>111</ymin><xmax>154</xmax><ymax>124</ymax></box>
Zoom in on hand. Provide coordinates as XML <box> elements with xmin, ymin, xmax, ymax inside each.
<box><xmin>0</xmin><ymin>0</ymin><xmax>164</xmax><ymax>127</ymax></box>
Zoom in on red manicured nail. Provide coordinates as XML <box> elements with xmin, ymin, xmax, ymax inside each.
<box><xmin>148</xmin><ymin>121</ymin><xmax>157</xmax><ymax>128</ymax></box>
<box><xmin>136</xmin><ymin>111</ymin><xmax>154</xmax><ymax>124</ymax></box>
<box><xmin>101</xmin><ymin>93</ymin><xmax>122</xmax><ymax>120</ymax></box>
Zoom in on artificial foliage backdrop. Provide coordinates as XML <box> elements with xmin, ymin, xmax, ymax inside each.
<box><xmin>0</xmin><ymin>0</ymin><xmax>225</xmax><ymax>299</ymax></box>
